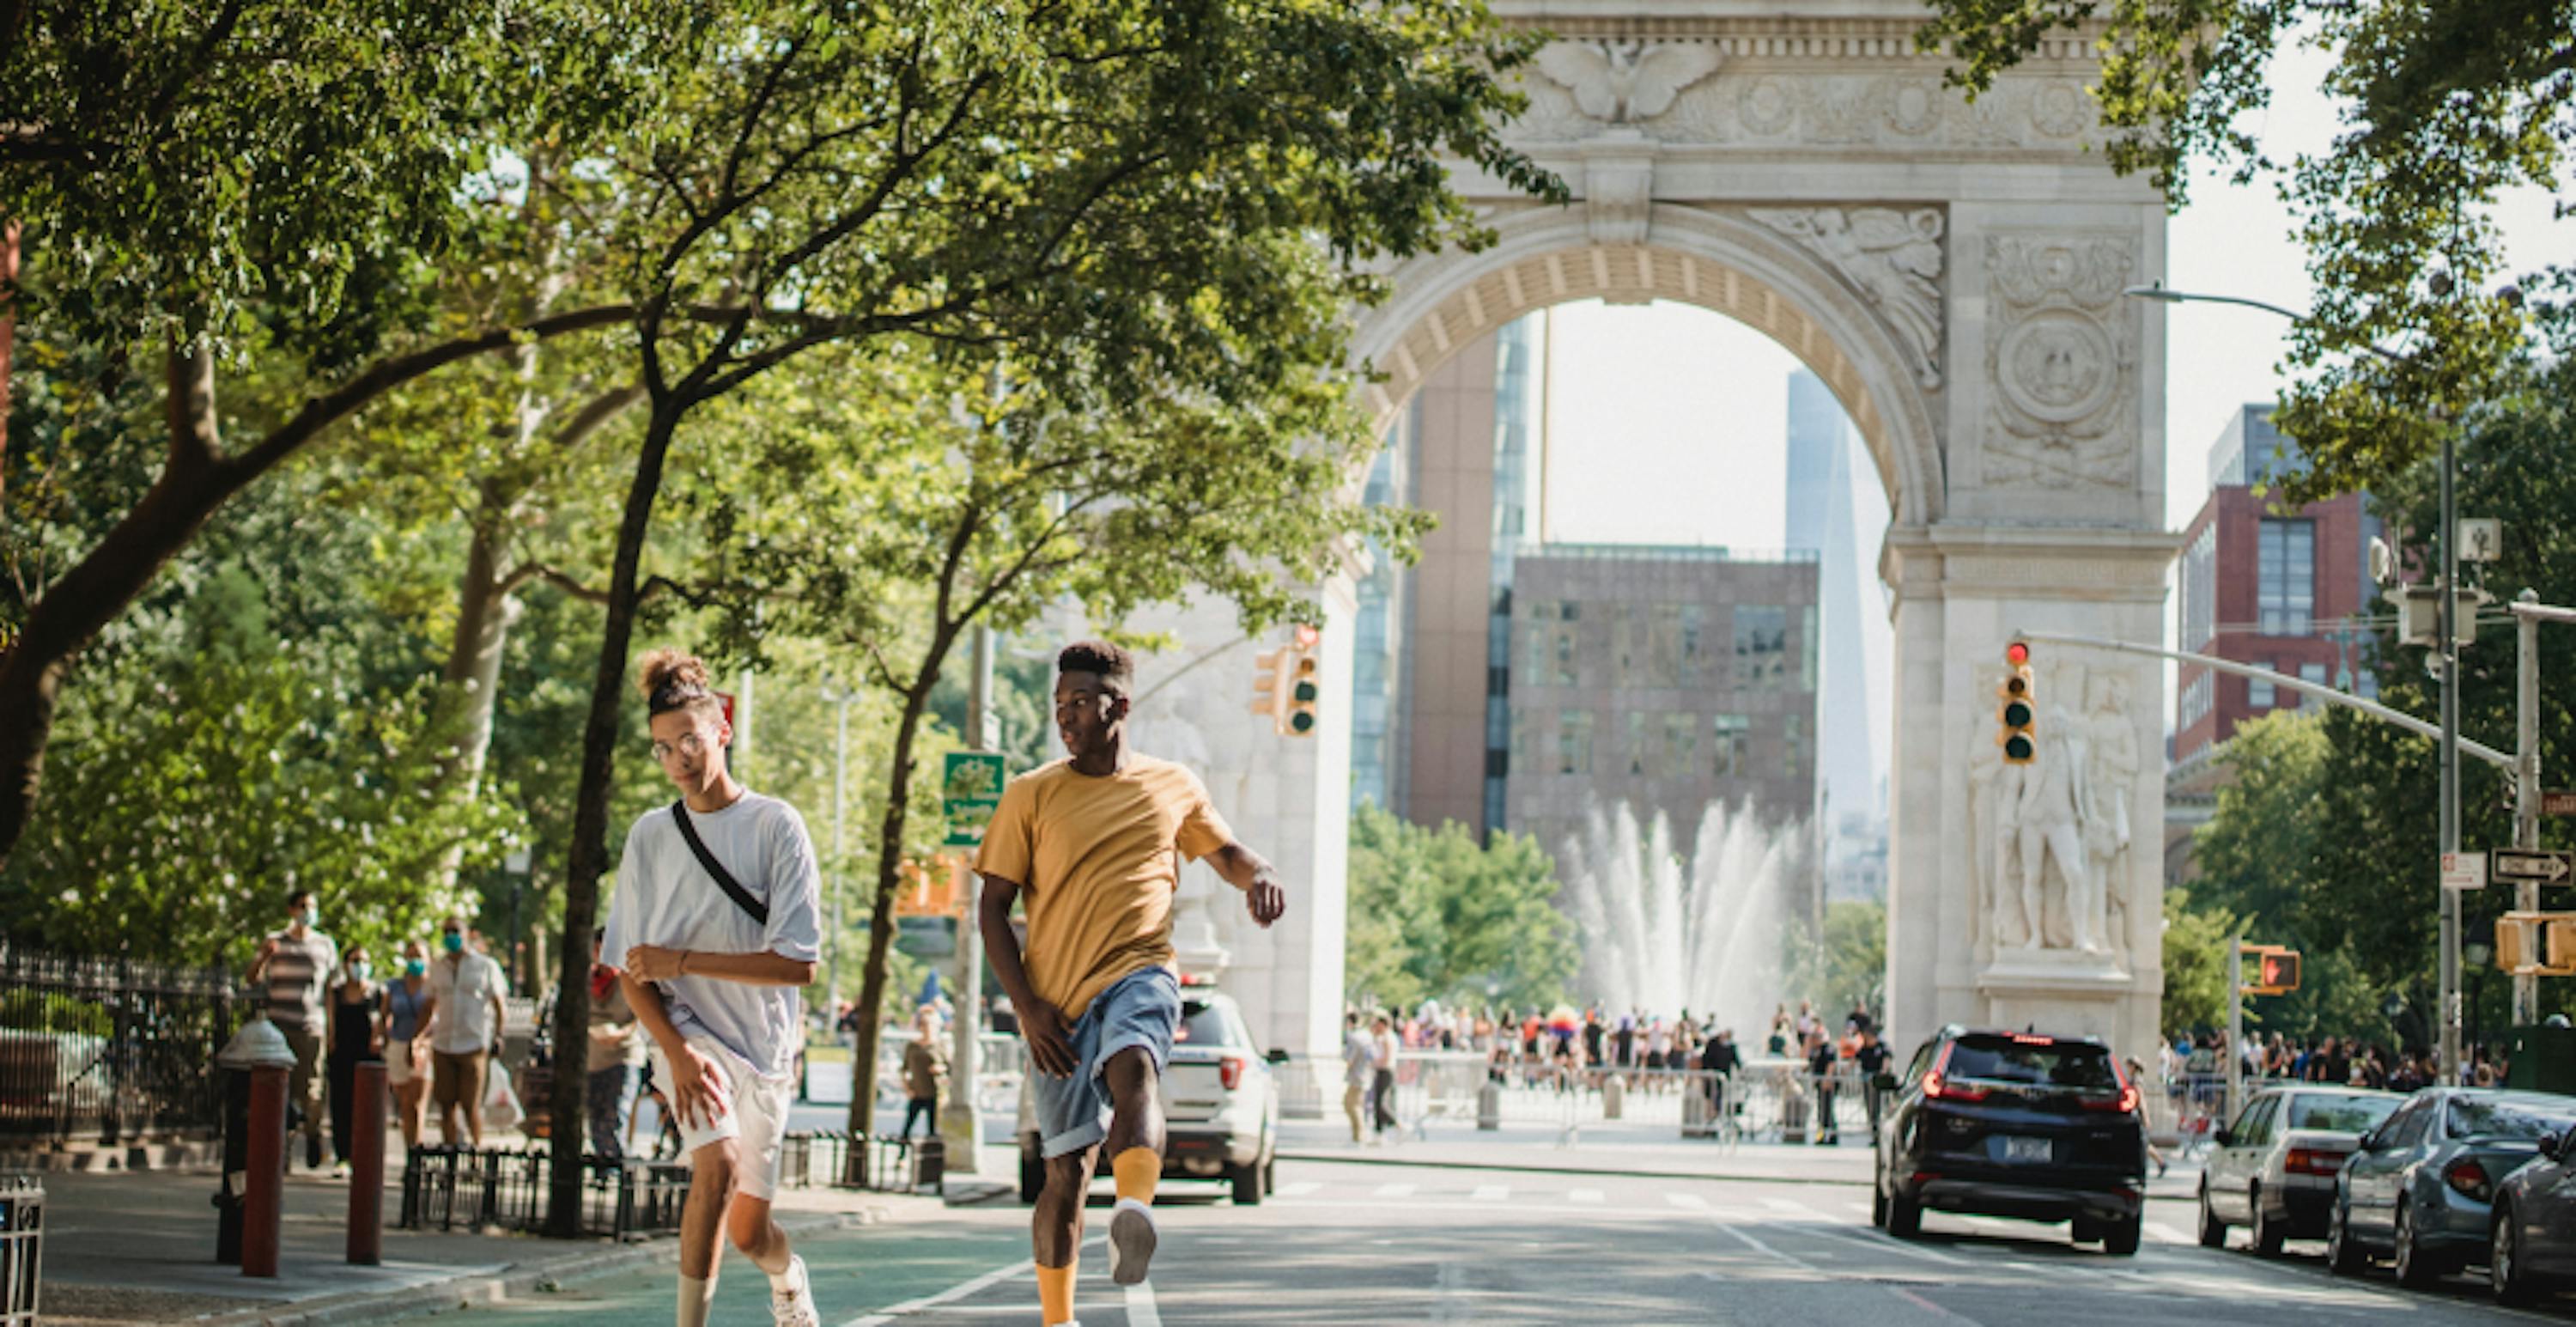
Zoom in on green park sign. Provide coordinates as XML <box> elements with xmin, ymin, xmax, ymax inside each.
<box><xmin>941</xmin><ymin>752</ymin><xmax>1006</xmax><ymax>849</ymax></box>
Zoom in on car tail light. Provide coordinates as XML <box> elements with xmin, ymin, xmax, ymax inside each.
<box><xmin>1218</xmin><ymin>1056</ymin><xmax>1246</xmax><ymax>1091</ymax></box>
<box><xmin>2445</xmin><ymin>1158</ymin><xmax>2492</xmax><ymax>1202</ymax></box>
<box><xmin>2286</xmin><ymin>1147</ymin><xmax>2348</xmax><ymax>1177</ymax></box>
<box><xmin>2081</xmin><ymin>1062</ymin><xmax>2141</xmax><ymax>1114</ymax></box>
<box><xmin>1923</xmin><ymin>1044</ymin><xmax>1989</xmax><ymax>1103</ymax></box>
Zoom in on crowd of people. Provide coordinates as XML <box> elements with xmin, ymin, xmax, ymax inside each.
<box><xmin>1331</xmin><ymin>997</ymin><xmax>1895</xmax><ymax>1145</ymax></box>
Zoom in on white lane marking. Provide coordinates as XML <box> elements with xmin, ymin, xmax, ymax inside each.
<box><xmin>1470</xmin><ymin>1184</ymin><xmax>1510</xmax><ymax>1202</ymax></box>
<box><xmin>1568</xmin><ymin>1188</ymin><xmax>1605</xmax><ymax>1204</ymax></box>
<box><xmin>837</xmin><ymin>1232</ymin><xmax>1103</xmax><ymax>1326</ymax></box>
<box><xmin>1665</xmin><ymin>1191</ymin><xmax>1709</xmax><ymax>1210</ymax></box>
<box><xmin>1843</xmin><ymin>1199</ymin><xmax>1874</xmax><ymax>1216</ymax></box>
<box><xmin>1375</xmin><ymin>1182</ymin><xmax>1418</xmax><ymax>1198</ymax></box>
<box><xmin>2147</xmin><ymin>1221</ymin><xmax>2192</xmax><ymax>1245</ymax></box>
<box><xmin>1124</xmin><ymin>1279</ymin><xmax>1161</xmax><ymax>1327</ymax></box>
<box><xmin>1800</xmin><ymin>1220</ymin><xmax>1968</xmax><ymax>1267</ymax></box>
<box><xmin>1886</xmin><ymin>1283</ymin><xmax>1984</xmax><ymax>1325</ymax></box>
<box><xmin>1760</xmin><ymin>1196</ymin><xmax>1810</xmax><ymax>1214</ymax></box>
<box><xmin>1702</xmin><ymin>1215</ymin><xmax>1820</xmax><ymax>1273</ymax></box>
<box><xmin>1276</xmin><ymin>1180</ymin><xmax>1320</xmax><ymax>1197</ymax></box>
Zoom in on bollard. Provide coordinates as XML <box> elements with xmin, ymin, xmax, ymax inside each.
<box><xmin>912</xmin><ymin>1136</ymin><xmax>945</xmax><ymax>1193</ymax></box>
<box><xmin>347</xmin><ymin>1061</ymin><xmax>387</xmax><ymax>1266</ymax></box>
<box><xmin>243</xmin><ymin>1062</ymin><xmax>287</xmax><ymax>1278</ymax></box>
<box><xmin>1602</xmin><ymin>1074</ymin><xmax>1625</xmax><ymax>1121</ymax></box>
<box><xmin>1476</xmin><ymin>1080</ymin><xmax>1500</xmax><ymax>1132</ymax></box>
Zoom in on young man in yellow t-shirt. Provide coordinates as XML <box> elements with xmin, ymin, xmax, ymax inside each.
<box><xmin>976</xmin><ymin>641</ymin><xmax>1286</xmax><ymax>1327</ymax></box>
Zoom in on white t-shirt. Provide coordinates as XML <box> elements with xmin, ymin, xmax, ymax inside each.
<box><xmin>426</xmin><ymin>950</ymin><xmax>509</xmax><ymax>1054</ymax></box>
<box><xmin>1342</xmin><ymin>1028</ymin><xmax>1373</xmax><ymax>1087</ymax></box>
<box><xmin>602</xmin><ymin>791</ymin><xmax>823</xmax><ymax>1079</ymax></box>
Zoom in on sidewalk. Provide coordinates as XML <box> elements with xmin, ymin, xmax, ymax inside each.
<box><xmin>29</xmin><ymin>1143</ymin><xmax>1013</xmax><ymax>1326</ymax></box>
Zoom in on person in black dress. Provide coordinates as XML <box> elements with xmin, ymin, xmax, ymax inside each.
<box><xmin>326</xmin><ymin>945</ymin><xmax>382</xmax><ymax>1177</ymax></box>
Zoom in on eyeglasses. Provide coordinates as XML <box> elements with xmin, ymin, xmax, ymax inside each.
<box><xmin>650</xmin><ymin>732</ymin><xmax>709</xmax><ymax>762</ymax></box>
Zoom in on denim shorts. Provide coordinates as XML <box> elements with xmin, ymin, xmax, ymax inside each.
<box><xmin>1030</xmin><ymin>965</ymin><xmax>1180</xmax><ymax>1159</ymax></box>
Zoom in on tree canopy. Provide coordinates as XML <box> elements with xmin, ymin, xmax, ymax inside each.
<box><xmin>1343</xmin><ymin>804</ymin><xmax>1580</xmax><ymax>1013</ymax></box>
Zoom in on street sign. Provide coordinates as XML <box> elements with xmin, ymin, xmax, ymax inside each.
<box><xmin>2493</xmin><ymin>849</ymin><xmax>2575</xmax><ymax>885</ymax></box>
<box><xmin>2441</xmin><ymin>851</ymin><xmax>2487</xmax><ymax>892</ymax></box>
<box><xmin>2543</xmin><ymin>790</ymin><xmax>2576</xmax><ymax>818</ymax></box>
<box><xmin>941</xmin><ymin>752</ymin><xmax>1007</xmax><ymax>849</ymax></box>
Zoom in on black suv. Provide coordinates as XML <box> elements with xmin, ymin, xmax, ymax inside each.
<box><xmin>1871</xmin><ymin>1026</ymin><xmax>2150</xmax><ymax>1254</ymax></box>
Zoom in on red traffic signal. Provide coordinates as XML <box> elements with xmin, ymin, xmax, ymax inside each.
<box><xmin>1996</xmin><ymin>642</ymin><xmax>2036</xmax><ymax>764</ymax></box>
<box><xmin>2242</xmin><ymin>944</ymin><xmax>2301</xmax><ymax>995</ymax></box>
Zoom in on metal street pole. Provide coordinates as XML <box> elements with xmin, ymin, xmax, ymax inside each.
<box><xmin>2439</xmin><ymin>423</ymin><xmax>2463</xmax><ymax>1087</ymax></box>
<box><xmin>938</xmin><ymin>624</ymin><xmax>995</xmax><ymax>1172</ymax></box>
<box><xmin>2227</xmin><ymin>932</ymin><xmax>2246</xmax><ymax>1129</ymax></box>
<box><xmin>2513</xmin><ymin>589</ymin><xmax>2542</xmax><ymax>1028</ymax></box>
<box><xmin>830</xmin><ymin>689</ymin><xmax>849</xmax><ymax>1005</ymax></box>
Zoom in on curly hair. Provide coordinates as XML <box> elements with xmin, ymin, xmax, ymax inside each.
<box><xmin>636</xmin><ymin>647</ymin><xmax>724</xmax><ymax>719</ymax></box>
<box><xmin>1056</xmin><ymin>639</ymin><xmax>1134</xmax><ymax>691</ymax></box>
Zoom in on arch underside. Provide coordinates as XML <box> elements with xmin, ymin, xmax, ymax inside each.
<box><xmin>1352</xmin><ymin>205</ymin><xmax>1942</xmax><ymax>530</ymax></box>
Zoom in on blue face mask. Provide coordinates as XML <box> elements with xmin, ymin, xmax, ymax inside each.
<box><xmin>300</xmin><ymin>906</ymin><xmax>319</xmax><ymax>928</ymax></box>
<box><xmin>404</xmin><ymin>959</ymin><xmax>427</xmax><ymax>978</ymax></box>
<box><xmin>441</xmin><ymin>931</ymin><xmax>465</xmax><ymax>953</ymax></box>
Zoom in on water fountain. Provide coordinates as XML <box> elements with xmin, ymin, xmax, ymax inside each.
<box><xmin>1558</xmin><ymin>798</ymin><xmax>1810</xmax><ymax>1038</ymax></box>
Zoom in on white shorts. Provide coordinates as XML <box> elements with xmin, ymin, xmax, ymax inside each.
<box><xmin>649</xmin><ymin>1036</ymin><xmax>793</xmax><ymax>1200</ymax></box>
<box><xmin>385</xmin><ymin>1042</ymin><xmax>418</xmax><ymax>1087</ymax></box>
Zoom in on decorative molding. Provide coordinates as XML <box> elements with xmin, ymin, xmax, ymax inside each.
<box><xmin>1531</xmin><ymin>40</ymin><xmax>1723</xmax><ymax>125</ymax></box>
<box><xmin>1748</xmin><ymin>207</ymin><xmax>1945</xmax><ymax>388</ymax></box>
<box><xmin>1509</xmin><ymin>70</ymin><xmax>2100</xmax><ymax>153</ymax></box>
<box><xmin>1981</xmin><ymin>233</ymin><xmax>2139</xmax><ymax>492</ymax></box>
<box><xmin>1583</xmin><ymin>135</ymin><xmax>1659</xmax><ymax>246</ymax></box>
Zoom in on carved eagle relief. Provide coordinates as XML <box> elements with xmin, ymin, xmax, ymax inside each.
<box><xmin>1532</xmin><ymin>40</ymin><xmax>1723</xmax><ymax>125</ymax></box>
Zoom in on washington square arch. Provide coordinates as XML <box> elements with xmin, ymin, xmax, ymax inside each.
<box><xmin>1113</xmin><ymin>0</ymin><xmax>2178</xmax><ymax>1069</ymax></box>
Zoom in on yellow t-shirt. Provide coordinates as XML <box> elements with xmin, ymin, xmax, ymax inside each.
<box><xmin>974</xmin><ymin>754</ymin><xmax>1234</xmax><ymax>1020</ymax></box>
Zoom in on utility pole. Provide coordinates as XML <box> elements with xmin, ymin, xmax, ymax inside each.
<box><xmin>937</xmin><ymin>624</ymin><xmax>996</xmax><ymax>1172</ymax></box>
<box><xmin>829</xmin><ymin>685</ymin><xmax>851</xmax><ymax>1004</ymax></box>
<box><xmin>2438</xmin><ymin>418</ymin><xmax>2464</xmax><ymax>1087</ymax></box>
<box><xmin>2226</xmin><ymin>926</ymin><xmax>2248</xmax><ymax>1129</ymax></box>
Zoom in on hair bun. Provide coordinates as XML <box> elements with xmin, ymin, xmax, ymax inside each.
<box><xmin>636</xmin><ymin>647</ymin><xmax>712</xmax><ymax>701</ymax></box>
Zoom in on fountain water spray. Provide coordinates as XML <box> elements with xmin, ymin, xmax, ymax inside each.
<box><xmin>1559</xmin><ymin>799</ymin><xmax>1807</xmax><ymax>1037</ymax></box>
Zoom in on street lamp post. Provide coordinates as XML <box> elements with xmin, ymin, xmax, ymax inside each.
<box><xmin>2123</xmin><ymin>283</ymin><xmax>2471</xmax><ymax>1087</ymax></box>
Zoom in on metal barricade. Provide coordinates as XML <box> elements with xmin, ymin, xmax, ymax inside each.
<box><xmin>0</xmin><ymin>1174</ymin><xmax>38</xmax><ymax>1327</ymax></box>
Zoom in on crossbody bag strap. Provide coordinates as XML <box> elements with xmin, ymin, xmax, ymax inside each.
<box><xmin>670</xmin><ymin>800</ymin><xmax>770</xmax><ymax>927</ymax></box>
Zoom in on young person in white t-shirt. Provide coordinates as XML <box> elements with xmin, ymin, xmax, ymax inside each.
<box><xmin>603</xmin><ymin>649</ymin><xmax>825</xmax><ymax>1327</ymax></box>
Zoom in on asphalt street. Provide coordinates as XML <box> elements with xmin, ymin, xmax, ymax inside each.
<box><xmin>425</xmin><ymin>1158</ymin><xmax>2576</xmax><ymax>1325</ymax></box>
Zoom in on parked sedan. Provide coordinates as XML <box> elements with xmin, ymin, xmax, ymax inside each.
<box><xmin>2198</xmin><ymin>1086</ymin><xmax>2401</xmax><ymax>1254</ymax></box>
<box><xmin>2489</xmin><ymin>1125</ymin><xmax>2576</xmax><ymax>1305</ymax></box>
<box><xmin>2329</xmin><ymin>1087</ymin><xmax>2576</xmax><ymax>1287</ymax></box>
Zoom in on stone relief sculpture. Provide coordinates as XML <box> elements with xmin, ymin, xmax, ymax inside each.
<box><xmin>2081</xmin><ymin>672</ymin><xmax>2139</xmax><ymax>965</ymax></box>
<box><xmin>1750</xmin><ymin>208</ymin><xmax>1946</xmax><ymax>388</ymax></box>
<box><xmin>1982</xmin><ymin>234</ymin><xmax>2139</xmax><ymax>490</ymax></box>
<box><xmin>1531</xmin><ymin>40</ymin><xmax>1722</xmax><ymax>125</ymax></box>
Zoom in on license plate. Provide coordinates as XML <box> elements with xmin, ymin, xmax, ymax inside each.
<box><xmin>2002</xmin><ymin>1135</ymin><xmax>2052</xmax><ymax>1163</ymax></box>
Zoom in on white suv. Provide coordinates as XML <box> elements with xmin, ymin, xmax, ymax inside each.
<box><xmin>1016</xmin><ymin>977</ymin><xmax>1280</xmax><ymax>1205</ymax></box>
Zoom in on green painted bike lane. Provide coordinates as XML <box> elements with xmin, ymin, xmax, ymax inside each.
<box><xmin>428</xmin><ymin>1212</ymin><xmax>1036</xmax><ymax>1326</ymax></box>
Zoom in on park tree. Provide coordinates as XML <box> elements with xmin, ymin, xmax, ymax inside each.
<box><xmin>1916</xmin><ymin>0</ymin><xmax>2563</xmax><ymax>503</ymax></box>
<box><xmin>526</xmin><ymin>0</ymin><xmax>1560</xmax><ymax>1228</ymax></box>
<box><xmin>1343</xmin><ymin>805</ymin><xmax>1580</xmax><ymax>1013</ymax></box>
<box><xmin>0</xmin><ymin>0</ymin><xmax>672</xmax><ymax>862</ymax></box>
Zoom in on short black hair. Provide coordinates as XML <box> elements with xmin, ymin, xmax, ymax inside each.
<box><xmin>287</xmin><ymin>888</ymin><xmax>315</xmax><ymax>910</ymax></box>
<box><xmin>1057</xmin><ymin>640</ymin><xmax>1134</xmax><ymax>691</ymax></box>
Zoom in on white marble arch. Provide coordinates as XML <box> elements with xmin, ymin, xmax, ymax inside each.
<box><xmin>1346</xmin><ymin>203</ymin><xmax>1947</xmax><ymax>529</ymax></box>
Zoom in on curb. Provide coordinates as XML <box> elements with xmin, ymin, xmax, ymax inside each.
<box><xmin>1276</xmin><ymin>1148</ymin><xmax>1874</xmax><ymax>1188</ymax></box>
<box><xmin>194</xmin><ymin>1207</ymin><xmax>887</xmax><ymax>1327</ymax></box>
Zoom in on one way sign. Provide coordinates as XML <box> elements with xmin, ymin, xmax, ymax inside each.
<box><xmin>2493</xmin><ymin>849</ymin><xmax>2575</xmax><ymax>885</ymax></box>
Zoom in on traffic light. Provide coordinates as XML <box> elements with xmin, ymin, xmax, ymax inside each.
<box><xmin>2239</xmin><ymin>944</ymin><xmax>2300</xmax><ymax>995</ymax></box>
<box><xmin>1996</xmin><ymin>641</ymin><xmax>2036</xmax><ymax>764</ymax></box>
<box><xmin>1250</xmin><ymin>648</ymin><xmax>1291</xmax><ymax>732</ymax></box>
<box><xmin>1249</xmin><ymin>625</ymin><xmax>1323</xmax><ymax>737</ymax></box>
<box><xmin>2497</xmin><ymin>913</ymin><xmax>2576</xmax><ymax>977</ymax></box>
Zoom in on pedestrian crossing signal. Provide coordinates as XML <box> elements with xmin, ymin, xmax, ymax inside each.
<box><xmin>2242</xmin><ymin>945</ymin><xmax>2301</xmax><ymax>995</ymax></box>
<box><xmin>2496</xmin><ymin>913</ymin><xmax>2576</xmax><ymax>977</ymax></box>
<box><xmin>1996</xmin><ymin>642</ymin><xmax>2036</xmax><ymax>764</ymax></box>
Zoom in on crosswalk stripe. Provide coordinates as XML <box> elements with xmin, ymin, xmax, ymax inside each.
<box><xmin>1666</xmin><ymin>1192</ymin><xmax>1709</xmax><ymax>1210</ymax></box>
<box><xmin>1375</xmin><ymin>1182</ymin><xmax>1418</xmax><ymax>1198</ymax></box>
<box><xmin>2147</xmin><ymin>1222</ymin><xmax>2192</xmax><ymax>1245</ymax></box>
<box><xmin>1277</xmin><ymin>1181</ymin><xmax>1320</xmax><ymax>1197</ymax></box>
<box><xmin>1124</xmin><ymin>1279</ymin><xmax>1161</xmax><ymax>1327</ymax></box>
<box><xmin>1568</xmin><ymin>1188</ymin><xmax>1605</xmax><ymax>1204</ymax></box>
<box><xmin>1759</xmin><ymin>1196</ymin><xmax>1808</xmax><ymax>1214</ymax></box>
<box><xmin>1842</xmin><ymin>1200</ymin><xmax>1873</xmax><ymax>1216</ymax></box>
<box><xmin>1471</xmin><ymin>1185</ymin><xmax>1510</xmax><ymax>1202</ymax></box>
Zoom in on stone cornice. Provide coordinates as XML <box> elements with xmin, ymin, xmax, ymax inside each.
<box><xmin>1492</xmin><ymin>3</ymin><xmax>2106</xmax><ymax>64</ymax></box>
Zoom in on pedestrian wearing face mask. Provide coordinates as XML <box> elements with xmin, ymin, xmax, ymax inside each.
<box><xmin>427</xmin><ymin>913</ymin><xmax>510</xmax><ymax>1147</ymax></box>
<box><xmin>247</xmin><ymin>888</ymin><xmax>337</xmax><ymax>1170</ymax></box>
<box><xmin>380</xmin><ymin>940</ymin><xmax>435</xmax><ymax>1147</ymax></box>
<box><xmin>325</xmin><ymin>945</ymin><xmax>382</xmax><ymax>1177</ymax></box>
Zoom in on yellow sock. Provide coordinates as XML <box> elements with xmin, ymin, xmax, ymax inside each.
<box><xmin>1036</xmin><ymin>1258</ymin><xmax>1076</xmax><ymax>1325</ymax></box>
<box><xmin>1111</xmin><ymin>1147</ymin><xmax>1160</xmax><ymax>1207</ymax></box>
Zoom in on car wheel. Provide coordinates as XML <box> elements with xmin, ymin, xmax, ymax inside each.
<box><xmin>2491</xmin><ymin>1207</ymin><xmax>2535</xmax><ymax>1306</ymax></box>
<box><xmin>2393</xmin><ymin>1198</ymin><xmax>2441</xmax><ymax>1289</ymax></box>
<box><xmin>1018</xmin><ymin>1145</ymin><xmax>1044</xmax><ymax>1206</ymax></box>
<box><xmin>2326</xmin><ymin>1196</ymin><xmax>2365</xmax><ymax>1275</ymax></box>
<box><xmin>1886</xmin><ymin>1189</ymin><xmax>1922</xmax><ymax>1239</ymax></box>
<box><xmin>2196</xmin><ymin>1182</ymin><xmax>2227</xmax><ymax>1248</ymax></box>
<box><xmin>2251</xmin><ymin>1186</ymin><xmax>2285</xmax><ymax>1257</ymax></box>
<box><xmin>1230</xmin><ymin>1161</ymin><xmax>1263</xmax><ymax>1207</ymax></box>
<box><xmin>2103</xmin><ymin>1213</ymin><xmax>2142</xmax><ymax>1257</ymax></box>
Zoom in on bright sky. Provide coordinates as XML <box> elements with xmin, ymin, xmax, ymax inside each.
<box><xmin>1535</xmin><ymin>37</ymin><xmax>2573</xmax><ymax>762</ymax></box>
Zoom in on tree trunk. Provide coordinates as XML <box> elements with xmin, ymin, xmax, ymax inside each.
<box><xmin>544</xmin><ymin>401</ymin><xmax>683</xmax><ymax>1236</ymax></box>
<box><xmin>438</xmin><ymin>505</ymin><xmax>521</xmax><ymax>782</ymax></box>
<box><xmin>0</xmin><ymin>348</ymin><xmax>236</xmax><ymax>863</ymax></box>
<box><xmin>848</xmin><ymin>677</ymin><xmax>938</xmax><ymax>1136</ymax></box>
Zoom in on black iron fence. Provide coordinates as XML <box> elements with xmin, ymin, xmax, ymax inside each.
<box><xmin>398</xmin><ymin>1147</ymin><xmax>694</xmax><ymax>1240</ymax></box>
<box><xmin>0</xmin><ymin>945</ymin><xmax>241</xmax><ymax>1146</ymax></box>
<box><xmin>776</xmin><ymin>1130</ymin><xmax>931</xmax><ymax>1192</ymax></box>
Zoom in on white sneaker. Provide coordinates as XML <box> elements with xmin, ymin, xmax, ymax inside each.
<box><xmin>770</xmin><ymin>1254</ymin><xmax>820</xmax><ymax>1327</ymax></box>
<box><xmin>1107</xmin><ymin>1196</ymin><xmax>1157</xmax><ymax>1285</ymax></box>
